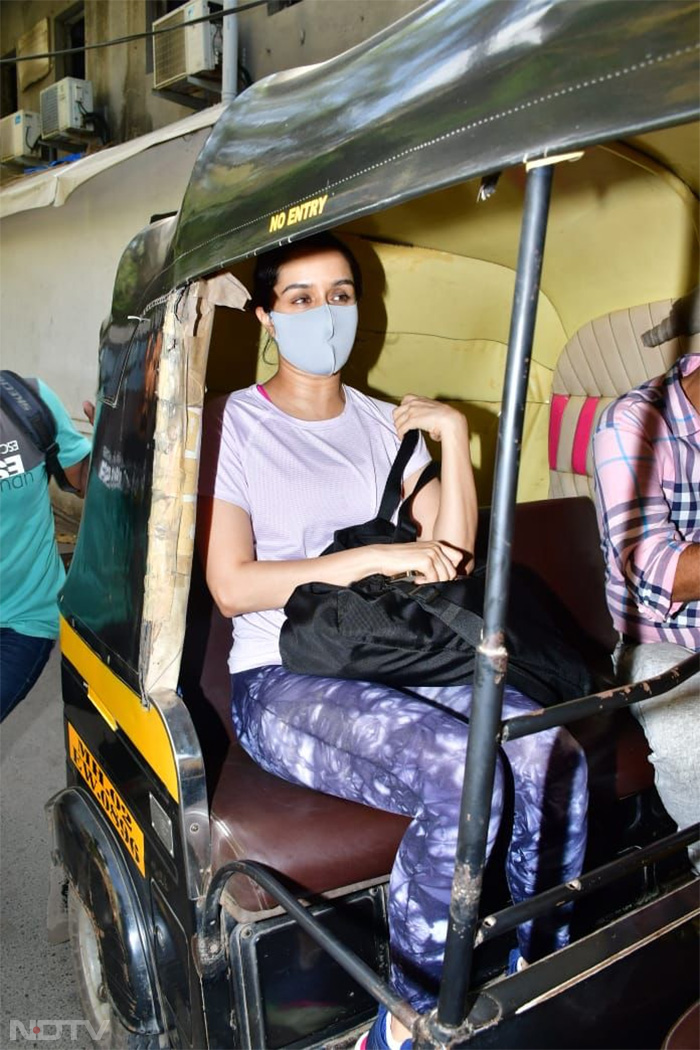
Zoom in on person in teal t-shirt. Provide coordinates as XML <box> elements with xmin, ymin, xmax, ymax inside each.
<box><xmin>0</xmin><ymin>378</ymin><xmax>92</xmax><ymax>720</ymax></box>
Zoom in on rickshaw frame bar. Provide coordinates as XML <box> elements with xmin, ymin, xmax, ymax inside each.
<box><xmin>199</xmin><ymin>860</ymin><xmax>419</xmax><ymax>1032</ymax></box>
<box><xmin>501</xmin><ymin>654</ymin><xmax>700</xmax><ymax>741</ymax></box>
<box><xmin>475</xmin><ymin>824</ymin><xmax>700</xmax><ymax>947</ymax></box>
<box><xmin>436</xmin><ymin>161</ymin><xmax>555</xmax><ymax>1031</ymax></box>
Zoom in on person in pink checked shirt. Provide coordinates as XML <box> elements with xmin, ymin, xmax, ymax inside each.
<box><xmin>593</xmin><ymin>350</ymin><xmax>700</xmax><ymax>873</ymax></box>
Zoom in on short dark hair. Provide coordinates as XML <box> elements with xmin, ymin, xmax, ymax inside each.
<box><xmin>251</xmin><ymin>233</ymin><xmax>363</xmax><ymax>312</ymax></box>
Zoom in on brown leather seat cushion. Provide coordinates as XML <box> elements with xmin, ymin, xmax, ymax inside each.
<box><xmin>500</xmin><ymin>496</ymin><xmax>618</xmax><ymax>662</ymax></box>
<box><xmin>183</xmin><ymin>495</ymin><xmax>652</xmax><ymax>913</ymax></box>
<box><xmin>182</xmin><ymin>577</ymin><xmax>409</xmax><ymax>913</ymax></box>
<box><xmin>210</xmin><ymin>741</ymin><xmax>408</xmax><ymax>913</ymax></box>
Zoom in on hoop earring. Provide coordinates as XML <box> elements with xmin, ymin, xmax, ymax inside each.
<box><xmin>262</xmin><ymin>335</ymin><xmax>278</xmax><ymax>366</ymax></box>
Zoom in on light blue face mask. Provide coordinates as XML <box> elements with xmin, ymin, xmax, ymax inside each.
<box><xmin>270</xmin><ymin>303</ymin><xmax>358</xmax><ymax>376</ymax></box>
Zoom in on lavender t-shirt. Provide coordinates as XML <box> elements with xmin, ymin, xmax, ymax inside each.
<box><xmin>199</xmin><ymin>384</ymin><xmax>430</xmax><ymax>673</ymax></box>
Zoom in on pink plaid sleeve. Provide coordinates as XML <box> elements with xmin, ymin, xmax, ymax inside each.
<box><xmin>593</xmin><ymin>398</ymin><xmax>690</xmax><ymax>631</ymax></box>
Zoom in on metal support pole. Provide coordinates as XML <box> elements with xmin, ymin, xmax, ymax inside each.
<box><xmin>436</xmin><ymin>162</ymin><xmax>555</xmax><ymax>1030</ymax></box>
<box><xmin>222</xmin><ymin>0</ymin><xmax>238</xmax><ymax>104</ymax></box>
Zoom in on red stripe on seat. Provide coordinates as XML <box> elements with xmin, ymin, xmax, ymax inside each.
<box><xmin>548</xmin><ymin>393</ymin><xmax>570</xmax><ymax>470</ymax></box>
<box><xmin>572</xmin><ymin>397</ymin><xmax>600</xmax><ymax>476</ymax></box>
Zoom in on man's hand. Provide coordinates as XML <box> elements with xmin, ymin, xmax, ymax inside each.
<box><xmin>61</xmin><ymin>400</ymin><xmax>95</xmax><ymax>497</ymax></box>
<box><xmin>672</xmin><ymin>544</ymin><xmax>700</xmax><ymax>603</ymax></box>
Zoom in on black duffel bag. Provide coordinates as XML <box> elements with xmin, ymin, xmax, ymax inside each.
<box><xmin>280</xmin><ymin>432</ymin><xmax>595</xmax><ymax>706</ymax></box>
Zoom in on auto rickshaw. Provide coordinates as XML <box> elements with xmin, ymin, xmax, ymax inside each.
<box><xmin>46</xmin><ymin>0</ymin><xmax>700</xmax><ymax>1047</ymax></box>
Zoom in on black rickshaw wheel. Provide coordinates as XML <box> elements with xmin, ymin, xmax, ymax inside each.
<box><xmin>68</xmin><ymin>885</ymin><xmax>165</xmax><ymax>1049</ymax></box>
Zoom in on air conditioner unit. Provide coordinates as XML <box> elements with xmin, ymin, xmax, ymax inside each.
<box><xmin>40</xmin><ymin>77</ymin><xmax>94</xmax><ymax>140</ymax></box>
<box><xmin>0</xmin><ymin>110</ymin><xmax>42</xmax><ymax>163</ymax></box>
<box><xmin>153</xmin><ymin>0</ymin><xmax>220</xmax><ymax>91</ymax></box>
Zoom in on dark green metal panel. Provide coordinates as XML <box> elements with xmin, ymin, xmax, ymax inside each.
<box><xmin>108</xmin><ymin>216</ymin><xmax>177</xmax><ymax>326</ymax></box>
<box><xmin>60</xmin><ymin>304</ymin><xmax>164</xmax><ymax>677</ymax></box>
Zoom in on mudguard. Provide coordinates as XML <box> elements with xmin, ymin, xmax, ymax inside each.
<box><xmin>46</xmin><ymin>786</ymin><xmax>162</xmax><ymax>1035</ymax></box>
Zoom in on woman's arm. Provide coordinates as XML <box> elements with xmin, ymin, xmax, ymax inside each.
<box><xmin>393</xmin><ymin>395</ymin><xmax>478</xmax><ymax>570</ymax></box>
<box><xmin>198</xmin><ymin>496</ymin><xmax>462</xmax><ymax>617</ymax></box>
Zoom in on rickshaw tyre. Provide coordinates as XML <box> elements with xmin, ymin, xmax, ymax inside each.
<box><xmin>68</xmin><ymin>886</ymin><xmax>167</xmax><ymax>1050</ymax></box>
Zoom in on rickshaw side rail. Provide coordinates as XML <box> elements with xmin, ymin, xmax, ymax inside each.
<box><xmin>195</xmin><ymin>840</ymin><xmax>698</xmax><ymax>1048</ymax></box>
<box><xmin>434</xmin><ymin>880</ymin><xmax>700</xmax><ymax>1050</ymax></box>
<box><xmin>198</xmin><ymin>859</ymin><xmax>419</xmax><ymax>1033</ymax></box>
<box><xmin>501</xmin><ymin>655</ymin><xmax>700</xmax><ymax>742</ymax></box>
<box><xmin>474</xmin><ymin>825</ymin><xmax>699</xmax><ymax>948</ymax></box>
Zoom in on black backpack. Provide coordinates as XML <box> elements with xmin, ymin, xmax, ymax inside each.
<box><xmin>0</xmin><ymin>370</ymin><xmax>80</xmax><ymax>494</ymax></box>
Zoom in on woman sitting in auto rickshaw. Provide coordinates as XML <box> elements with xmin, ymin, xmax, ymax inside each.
<box><xmin>198</xmin><ymin>232</ymin><xmax>588</xmax><ymax>1050</ymax></box>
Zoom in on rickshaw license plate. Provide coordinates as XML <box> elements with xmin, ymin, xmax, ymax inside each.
<box><xmin>67</xmin><ymin>723</ymin><xmax>145</xmax><ymax>876</ymax></box>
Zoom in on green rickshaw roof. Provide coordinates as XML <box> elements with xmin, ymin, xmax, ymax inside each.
<box><xmin>168</xmin><ymin>0</ymin><xmax>699</xmax><ymax>289</ymax></box>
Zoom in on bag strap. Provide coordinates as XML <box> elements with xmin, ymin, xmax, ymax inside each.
<box><xmin>396</xmin><ymin>459</ymin><xmax>440</xmax><ymax>530</ymax></box>
<box><xmin>408</xmin><ymin>582</ymin><xmax>484</xmax><ymax>648</ymax></box>
<box><xmin>377</xmin><ymin>429</ymin><xmax>419</xmax><ymax>520</ymax></box>
<box><xmin>0</xmin><ymin>370</ymin><xmax>80</xmax><ymax>494</ymax></box>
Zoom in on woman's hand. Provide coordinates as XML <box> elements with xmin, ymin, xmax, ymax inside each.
<box><xmin>201</xmin><ymin>497</ymin><xmax>463</xmax><ymax>617</ymax></box>
<box><xmin>369</xmin><ymin>540</ymin><xmax>462</xmax><ymax>583</ymax></box>
<box><xmin>393</xmin><ymin>394</ymin><xmax>468</xmax><ymax>444</ymax></box>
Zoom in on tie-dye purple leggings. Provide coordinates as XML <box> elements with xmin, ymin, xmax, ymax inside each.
<box><xmin>231</xmin><ymin>666</ymin><xmax>588</xmax><ymax>1011</ymax></box>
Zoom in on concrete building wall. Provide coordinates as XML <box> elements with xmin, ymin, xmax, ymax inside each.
<box><xmin>0</xmin><ymin>1</ymin><xmax>193</xmax><ymax>145</ymax></box>
<box><xmin>1</xmin><ymin>0</ymin><xmax>424</xmax><ymax>147</ymax></box>
<box><xmin>86</xmin><ymin>1</ymin><xmax>194</xmax><ymax>142</ymax></box>
<box><xmin>0</xmin><ymin>128</ymin><xmax>211</xmax><ymax>425</ymax></box>
<box><xmin>237</xmin><ymin>0</ymin><xmax>423</xmax><ymax>83</ymax></box>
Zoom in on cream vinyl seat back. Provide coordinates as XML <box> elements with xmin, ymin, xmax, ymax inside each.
<box><xmin>548</xmin><ymin>299</ymin><xmax>698</xmax><ymax>499</ymax></box>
